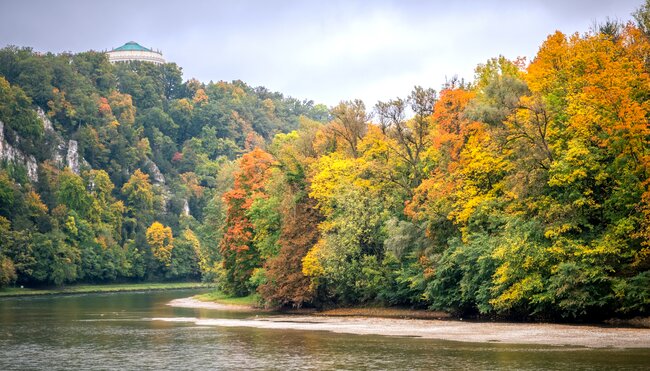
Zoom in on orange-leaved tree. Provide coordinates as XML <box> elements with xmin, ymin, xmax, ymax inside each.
<box><xmin>220</xmin><ymin>148</ymin><xmax>275</xmax><ymax>295</ymax></box>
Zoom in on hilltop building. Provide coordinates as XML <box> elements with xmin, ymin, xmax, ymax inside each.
<box><xmin>106</xmin><ymin>41</ymin><xmax>165</xmax><ymax>65</ymax></box>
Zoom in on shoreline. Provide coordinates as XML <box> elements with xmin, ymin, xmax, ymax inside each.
<box><xmin>156</xmin><ymin>314</ymin><xmax>650</xmax><ymax>349</ymax></box>
<box><xmin>163</xmin><ymin>296</ymin><xmax>650</xmax><ymax>348</ymax></box>
<box><xmin>168</xmin><ymin>296</ymin><xmax>264</xmax><ymax>311</ymax></box>
<box><xmin>0</xmin><ymin>282</ymin><xmax>213</xmax><ymax>298</ymax></box>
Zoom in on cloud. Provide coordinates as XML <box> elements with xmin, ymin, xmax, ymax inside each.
<box><xmin>0</xmin><ymin>0</ymin><xmax>643</xmax><ymax>107</ymax></box>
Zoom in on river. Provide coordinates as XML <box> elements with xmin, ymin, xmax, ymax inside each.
<box><xmin>0</xmin><ymin>289</ymin><xmax>648</xmax><ymax>370</ymax></box>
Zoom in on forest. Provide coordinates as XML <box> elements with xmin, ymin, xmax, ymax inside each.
<box><xmin>1</xmin><ymin>4</ymin><xmax>650</xmax><ymax>321</ymax></box>
<box><xmin>0</xmin><ymin>44</ymin><xmax>327</xmax><ymax>286</ymax></box>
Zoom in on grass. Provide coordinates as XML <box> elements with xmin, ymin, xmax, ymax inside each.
<box><xmin>0</xmin><ymin>282</ymin><xmax>214</xmax><ymax>297</ymax></box>
<box><xmin>194</xmin><ymin>290</ymin><xmax>260</xmax><ymax>307</ymax></box>
<box><xmin>317</xmin><ymin>307</ymin><xmax>451</xmax><ymax>320</ymax></box>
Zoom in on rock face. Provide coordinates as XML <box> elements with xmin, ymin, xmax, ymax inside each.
<box><xmin>37</xmin><ymin>108</ymin><xmax>54</xmax><ymax>132</ymax></box>
<box><xmin>144</xmin><ymin>158</ymin><xmax>165</xmax><ymax>186</ymax></box>
<box><xmin>182</xmin><ymin>199</ymin><xmax>190</xmax><ymax>216</ymax></box>
<box><xmin>143</xmin><ymin>157</ymin><xmax>171</xmax><ymax>211</ymax></box>
<box><xmin>0</xmin><ymin>120</ymin><xmax>39</xmax><ymax>182</ymax></box>
<box><xmin>38</xmin><ymin>108</ymin><xmax>67</xmax><ymax>168</ymax></box>
<box><xmin>0</xmin><ymin>107</ymin><xmax>90</xmax><ymax>182</ymax></box>
<box><xmin>66</xmin><ymin>140</ymin><xmax>79</xmax><ymax>174</ymax></box>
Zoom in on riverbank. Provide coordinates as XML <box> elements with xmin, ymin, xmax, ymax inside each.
<box><xmin>194</xmin><ymin>291</ymin><xmax>260</xmax><ymax>306</ymax></box>
<box><xmin>169</xmin><ymin>296</ymin><xmax>263</xmax><ymax>311</ymax></box>
<box><xmin>182</xmin><ymin>291</ymin><xmax>453</xmax><ymax>318</ymax></box>
<box><xmin>180</xmin><ymin>292</ymin><xmax>650</xmax><ymax>326</ymax></box>
<box><xmin>165</xmin><ymin>295</ymin><xmax>650</xmax><ymax>348</ymax></box>
<box><xmin>317</xmin><ymin>307</ymin><xmax>451</xmax><ymax>320</ymax></box>
<box><xmin>155</xmin><ymin>314</ymin><xmax>650</xmax><ymax>349</ymax></box>
<box><xmin>0</xmin><ymin>282</ymin><xmax>213</xmax><ymax>297</ymax></box>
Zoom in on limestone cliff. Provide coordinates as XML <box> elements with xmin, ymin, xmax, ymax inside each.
<box><xmin>0</xmin><ymin>120</ymin><xmax>38</xmax><ymax>181</ymax></box>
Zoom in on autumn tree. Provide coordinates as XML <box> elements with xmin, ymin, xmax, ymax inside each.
<box><xmin>146</xmin><ymin>221</ymin><xmax>174</xmax><ymax>267</ymax></box>
<box><xmin>252</xmin><ymin>128</ymin><xmax>327</xmax><ymax>307</ymax></box>
<box><xmin>107</xmin><ymin>90</ymin><xmax>136</xmax><ymax>126</ymax></box>
<box><xmin>327</xmin><ymin>100</ymin><xmax>369</xmax><ymax>158</ymax></box>
<box><xmin>121</xmin><ymin>169</ymin><xmax>154</xmax><ymax>222</ymax></box>
<box><xmin>259</xmin><ymin>195</ymin><xmax>322</xmax><ymax>307</ymax></box>
<box><xmin>375</xmin><ymin>86</ymin><xmax>437</xmax><ymax>194</ymax></box>
<box><xmin>219</xmin><ymin>148</ymin><xmax>275</xmax><ymax>295</ymax></box>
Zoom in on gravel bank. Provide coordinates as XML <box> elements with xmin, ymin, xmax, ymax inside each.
<box><xmin>159</xmin><ymin>298</ymin><xmax>650</xmax><ymax>348</ymax></box>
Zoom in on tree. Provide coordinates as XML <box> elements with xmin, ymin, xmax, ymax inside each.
<box><xmin>140</xmin><ymin>107</ymin><xmax>178</xmax><ymax>142</ymax></box>
<box><xmin>146</xmin><ymin>221</ymin><xmax>174</xmax><ymax>267</ymax></box>
<box><xmin>259</xmin><ymin>195</ymin><xmax>321</xmax><ymax>307</ymax></box>
<box><xmin>121</xmin><ymin>169</ymin><xmax>154</xmax><ymax>220</ymax></box>
<box><xmin>220</xmin><ymin>148</ymin><xmax>275</xmax><ymax>295</ymax></box>
<box><xmin>0</xmin><ymin>255</ymin><xmax>17</xmax><ymax>287</ymax></box>
<box><xmin>327</xmin><ymin>100</ymin><xmax>369</xmax><ymax>158</ymax></box>
<box><xmin>375</xmin><ymin>86</ymin><xmax>437</xmax><ymax>194</ymax></box>
<box><xmin>107</xmin><ymin>90</ymin><xmax>136</xmax><ymax>126</ymax></box>
<box><xmin>0</xmin><ymin>76</ymin><xmax>42</xmax><ymax>140</ymax></box>
<box><xmin>56</xmin><ymin>169</ymin><xmax>92</xmax><ymax>218</ymax></box>
<box><xmin>634</xmin><ymin>0</ymin><xmax>650</xmax><ymax>36</ymax></box>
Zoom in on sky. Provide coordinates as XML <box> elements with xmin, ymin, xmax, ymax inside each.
<box><xmin>0</xmin><ymin>0</ymin><xmax>643</xmax><ymax>107</ymax></box>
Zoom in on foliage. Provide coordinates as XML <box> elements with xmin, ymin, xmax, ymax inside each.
<box><xmin>213</xmin><ymin>11</ymin><xmax>650</xmax><ymax>318</ymax></box>
<box><xmin>1</xmin><ymin>9</ymin><xmax>650</xmax><ymax>321</ymax></box>
<box><xmin>146</xmin><ymin>221</ymin><xmax>174</xmax><ymax>267</ymax></box>
<box><xmin>219</xmin><ymin>148</ymin><xmax>275</xmax><ymax>295</ymax></box>
<box><xmin>0</xmin><ymin>44</ymin><xmax>323</xmax><ymax>288</ymax></box>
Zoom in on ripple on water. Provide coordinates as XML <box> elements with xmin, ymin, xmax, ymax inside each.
<box><xmin>0</xmin><ymin>291</ymin><xmax>649</xmax><ymax>370</ymax></box>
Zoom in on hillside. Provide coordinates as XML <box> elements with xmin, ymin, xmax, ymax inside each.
<box><xmin>0</xmin><ymin>47</ymin><xmax>327</xmax><ymax>285</ymax></box>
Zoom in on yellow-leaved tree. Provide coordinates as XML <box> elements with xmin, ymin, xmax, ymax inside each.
<box><xmin>146</xmin><ymin>222</ymin><xmax>174</xmax><ymax>267</ymax></box>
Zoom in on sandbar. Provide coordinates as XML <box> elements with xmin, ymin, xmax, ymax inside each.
<box><xmin>161</xmin><ymin>297</ymin><xmax>650</xmax><ymax>348</ymax></box>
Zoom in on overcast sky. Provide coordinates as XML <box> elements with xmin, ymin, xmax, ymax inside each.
<box><xmin>0</xmin><ymin>0</ymin><xmax>642</xmax><ymax>107</ymax></box>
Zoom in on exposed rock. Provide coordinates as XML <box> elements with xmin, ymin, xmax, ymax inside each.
<box><xmin>37</xmin><ymin>107</ymin><xmax>54</xmax><ymax>132</ymax></box>
<box><xmin>37</xmin><ymin>107</ymin><xmax>69</xmax><ymax>168</ymax></box>
<box><xmin>1</xmin><ymin>121</ymin><xmax>7</xmax><ymax>158</ymax></box>
<box><xmin>143</xmin><ymin>157</ymin><xmax>170</xmax><ymax>211</ymax></box>
<box><xmin>66</xmin><ymin>140</ymin><xmax>79</xmax><ymax>174</ymax></box>
<box><xmin>0</xmin><ymin>108</ymin><xmax>92</xmax><ymax>182</ymax></box>
<box><xmin>25</xmin><ymin>159</ymin><xmax>38</xmax><ymax>182</ymax></box>
<box><xmin>145</xmin><ymin>158</ymin><xmax>165</xmax><ymax>186</ymax></box>
<box><xmin>53</xmin><ymin>142</ymin><xmax>66</xmax><ymax>167</ymax></box>
<box><xmin>182</xmin><ymin>199</ymin><xmax>190</xmax><ymax>216</ymax></box>
<box><xmin>0</xmin><ymin>120</ymin><xmax>39</xmax><ymax>182</ymax></box>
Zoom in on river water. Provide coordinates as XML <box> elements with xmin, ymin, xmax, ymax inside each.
<box><xmin>0</xmin><ymin>289</ymin><xmax>648</xmax><ymax>370</ymax></box>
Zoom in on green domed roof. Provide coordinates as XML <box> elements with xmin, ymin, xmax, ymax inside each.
<box><xmin>112</xmin><ymin>41</ymin><xmax>152</xmax><ymax>52</ymax></box>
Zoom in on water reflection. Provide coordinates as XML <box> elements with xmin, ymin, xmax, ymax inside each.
<box><xmin>0</xmin><ymin>290</ymin><xmax>648</xmax><ymax>370</ymax></box>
